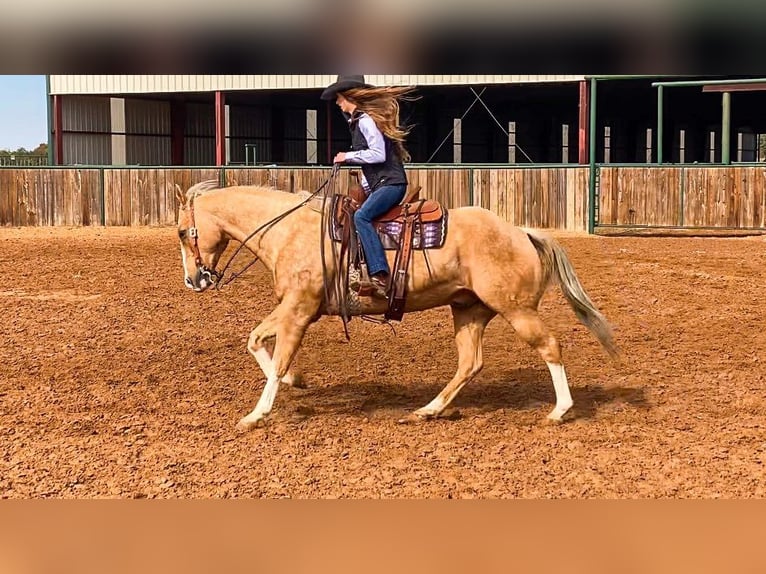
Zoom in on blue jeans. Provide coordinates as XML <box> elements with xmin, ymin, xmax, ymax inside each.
<box><xmin>353</xmin><ymin>184</ymin><xmax>407</xmax><ymax>277</ymax></box>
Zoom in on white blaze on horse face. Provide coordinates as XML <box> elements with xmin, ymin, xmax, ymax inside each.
<box><xmin>180</xmin><ymin>240</ymin><xmax>191</xmax><ymax>280</ymax></box>
<box><xmin>179</xmin><ymin>241</ymin><xmax>194</xmax><ymax>289</ymax></box>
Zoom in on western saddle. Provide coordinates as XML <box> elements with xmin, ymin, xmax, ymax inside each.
<box><xmin>332</xmin><ymin>171</ymin><xmax>446</xmax><ymax>321</ymax></box>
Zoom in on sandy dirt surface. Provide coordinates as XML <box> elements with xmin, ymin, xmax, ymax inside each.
<box><xmin>2</xmin><ymin>226</ymin><xmax>765</xmax><ymax>498</ymax></box>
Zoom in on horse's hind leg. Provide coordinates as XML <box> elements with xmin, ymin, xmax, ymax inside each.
<box><xmin>506</xmin><ymin>308</ymin><xmax>573</xmax><ymax>423</ymax></box>
<box><xmin>405</xmin><ymin>302</ymin><xmax>496</xmax><ymax>421</ymax></box>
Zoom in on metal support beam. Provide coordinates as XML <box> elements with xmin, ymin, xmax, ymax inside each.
<box><xmin>653</xmin><ymin>77</ymin><xmax>766</xmax><ymax>88</ymax></box>
<box><xmin>588</xmin><ymin>77</ymin><xmax>598</xmax><ymax>234</ymax></box>
<box><xmin>722</xmin><ymin>91</ymin><xmax>731</xmax><ymax>165</ymax></box>
<box><xmin>170</xmin><ymin>99</ymin><xmax>185</xmax><ymax>166</ymax></box>
<box><xmin>53</xmin><ymin>94</ymin><xmax>63</xmax><ymax>165</ymax></box>
<box><xmin>703</xmin><ymin>83</ymin><xmax>766</xmax><ymax>93</ymax></box>
<box><xmin>45</xmin><ymin>75</ymin><xmax>53</xmax><ymax>166</ymax></box>
<box><xmin>657</xmin><ymin>85</ymin><xmax>664</xmax><ymax>164</ymax></box>
<box><xmin>578</xmin><ymin>80</ymin><xmax>589</xmax><ymax>164</ymax></box>
<box><xmin>215</xmin><ymin>91</ymin><xmax>226</xmax><ymax>166</ymax></box>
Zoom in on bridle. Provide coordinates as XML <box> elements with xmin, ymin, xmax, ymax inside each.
<box><xmin>187</xmin><ymin>195</ymin><xmax>221</xmax><ymax>286</ymax></box>
<box><xmin>184</xmin><ymin>165</ymin><xmax>341</xmax><ymax>291</ymax></box>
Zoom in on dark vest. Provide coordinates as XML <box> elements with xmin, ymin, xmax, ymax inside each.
<box><xmin>347</xmin><ymin>112</ymin><xmax>407</xmax><ymax>191</ymax></box>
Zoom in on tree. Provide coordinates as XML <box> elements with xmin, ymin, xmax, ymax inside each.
<box><xmin>32</xmin><ymin>143</ymin><xmax>48</xmax><ymax>156</ymax></box>
<box><xmin>0</xmin><ymin>145</ymin><xmax>47</xmax><ymax>156</ymax></box>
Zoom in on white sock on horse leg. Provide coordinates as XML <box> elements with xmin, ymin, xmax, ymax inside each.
<box><xmin>546</xmin><ymin>361</ymin><xmax>573</xmax><ymax>420</ymax></box>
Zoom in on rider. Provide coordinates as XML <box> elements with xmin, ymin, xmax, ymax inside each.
<box><xmin>321</xmin><ymin>75</ymin><xmax>416</xmax><ymax>299</ymax></box>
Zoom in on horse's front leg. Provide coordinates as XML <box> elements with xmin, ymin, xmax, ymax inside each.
<box><xmin>237</xmin><ymin>301</ymin><xmax>314</xmax><ymax>431</ymax></box>
<box><xmin>245</xmin><ymin>309</ymin><xmax>304</xmax><ymax>388</ymax></box>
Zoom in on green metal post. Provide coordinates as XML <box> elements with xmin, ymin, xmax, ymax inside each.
<box><xmin>588</xmin><ymin>77</ymin><xmax>597</xmax><ymax>234</ymax></box>
<box><xmin>657</xmin><ymin>85</ymin><xmax>664</xmax><ymax>164</ymax></box>
<box><xmin>45</xmin><ymin>75</ymin><xmax>53</xmax><ymax>166</ymax></box>
<box><xmin>722</xmin><ymin>91</ymin><xmax>731</xmax><ymax>164</ymax></box>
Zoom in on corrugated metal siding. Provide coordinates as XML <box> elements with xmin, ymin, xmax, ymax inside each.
<box><xmin>185</xmin><ymin>103</ymin><xmax>214</xmax><ymax>137</ymax></box>
<box><xmin>366</xmin><ymin>75</ymin><xmax>585</xmax><ymax>86</ymax></box>
<box><xmin>62</xmin><ymin>96</ymin><xmax>111</xmax><ymax>132</ymax></box>
<box><xmin>284</xmin><ymin>109</ymin><xmax>307</xmax><ymax>164</ymax></box>
<box><xmin>229</xmin><ymin>106</ymin><xmax>270</xmax><ymax>138</ymax></box>
<box><xmin>63</xmin><ymin>133</ymin><xmax>111</xmax><ymax>165</ymax></box>
<box><xmin>228</xmin><ymin>139</ymin><xmax>272</xmax><ymax>164</ymax></box>
<box><xmin>229</xmin><ymin>106</ymin><xmax>272</xmax><ymax>164</ymax></box>
<box><xmin>50</xmin><ymin>75</ymin><xmax>587</xmax><ymax>95</ymax></box>
<box><xmin>185</xmin><ymin>137</ymin><xmax>214</xmax><ymax>165</ymax></box>
<box><xmin>125</xmin><ymin>99</ymin><xmax>171</xmax><ymax>135</ymax></box>
<box><xmin>126</xmin><ymin>136</ymin><xmax>172</xmax><ymax>165</ymax></box>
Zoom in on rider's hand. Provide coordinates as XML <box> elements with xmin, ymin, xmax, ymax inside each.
<box><xmin>333</xmin><ymin>152</ymin><xmax>347</xmax><ymax>164</ymax></box>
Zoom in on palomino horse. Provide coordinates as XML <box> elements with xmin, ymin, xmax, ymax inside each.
<box><xmin>175</xmin><ymin>179</ymin><xmax>617</xmax><ymax>431</ymax></box>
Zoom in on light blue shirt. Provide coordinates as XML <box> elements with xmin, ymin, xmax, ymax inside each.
<box><xmin>344</xmin><ymin>113</ymin><xmax>386</xmax><ymax>193</ymax></box>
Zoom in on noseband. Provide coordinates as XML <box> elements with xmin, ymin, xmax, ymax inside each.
<box><xmin>187</xmin><ymin>196</ymin><xmax>221</xmax><ymax>284</ymax></box>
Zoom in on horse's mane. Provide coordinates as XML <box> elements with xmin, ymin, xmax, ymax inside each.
<box><xmin>184</xmin><ymin>180</ymin><xmax>222</xmax><ymax>201</ymax></box>
<box><xmin>183</xmin><ymin>180</ymin><xmax>294</xmax><ymax>203</ymax></box>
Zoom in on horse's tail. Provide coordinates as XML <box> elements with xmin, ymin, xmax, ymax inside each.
<box><xmin>524</xmin><ymin>229</ymin><xmax>619</xmax><ymax>359</ymax></box>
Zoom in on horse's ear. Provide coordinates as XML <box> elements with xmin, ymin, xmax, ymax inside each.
<box><xmin>175</xmin><ymin>184</ymin><xmax>187</xmax><ymax>208</ymax></box>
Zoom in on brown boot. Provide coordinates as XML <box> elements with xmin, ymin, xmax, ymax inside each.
<box><xmin>369</xmin><ymin>275</ymin><xmax>389</xmax><ymax>299</ymax></box>
<box><xmin>350</xmin><ymin>273</ymin><xmax>388</xmax><ymax>299</ymax></box>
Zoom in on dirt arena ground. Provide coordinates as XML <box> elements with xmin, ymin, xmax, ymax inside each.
<box><xmin>2</xmin><ymin>226</ymin><xmax>765</xmax><ymax>498</ymax></box>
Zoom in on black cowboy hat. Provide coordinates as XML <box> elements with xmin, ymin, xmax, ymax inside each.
<box><xmin>320</xmin><ymin>75</ymin><xmax>372</xmax><ymax>100</ymax></box>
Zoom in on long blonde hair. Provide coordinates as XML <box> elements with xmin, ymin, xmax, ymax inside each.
<box><xmin>342</xmin><ymin>86</ymin><xmax>418</xmax><ymax>163</ymax></box>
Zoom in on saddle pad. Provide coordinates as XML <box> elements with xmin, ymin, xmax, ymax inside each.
<box><xmin>330</xmin><ymin>194</ymin><xmax>448</xmax><ymax>250</ymax></box>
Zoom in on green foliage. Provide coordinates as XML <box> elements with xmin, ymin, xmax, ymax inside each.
<box><xmin>0</xmin><ymin>143</ymin><xmax>49</xmax><ymax>165</ymax></box>
<box><xmin>0</xmin><ymin>143</ymin><xmax>47</xmax><ymax>156</ymax></box>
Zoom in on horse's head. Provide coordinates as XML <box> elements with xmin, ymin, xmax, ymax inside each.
<box><xmin>175</xmin><ymin>181</ymin><xmax>229</xmax><ymax>292</ymax></box>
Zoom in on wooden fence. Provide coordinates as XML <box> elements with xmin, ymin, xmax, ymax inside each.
<box><xmin>470</xmin><ymin>168</ymin><xmax>589</xmax><ymax>231</ymax></box>
<box><xmin>102</xmin><ymin>169</ymin><xmax>220</xmax><ymax>226</ymax></box>
<box><xmin>5</xmin><ymin>165</ymin><xmax>766</xmax><ymax>232</ymax></box>
<box><xmin>0</xmin><ymin>169</ymin><xmax>101</xmax><ymax>226</ymax></box>
<box><xmin>0</xmin><ymin>166</ymin><xmax>591</xmax><ymax>231</ymax></box>
<box><xmin>599</xmin><ymin>166</ymin><xmax>766</xmax><ymax>229</ymax></box>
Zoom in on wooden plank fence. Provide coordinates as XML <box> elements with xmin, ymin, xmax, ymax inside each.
<box><xmin>102</xmin><ymin>168</ymin><xmax>221</xmax><ymax>226</ymax></box>
<box><xmin>7</xmin><ymin>164</ymin><xmax>764</xmax><ymax>232</ymax></box>
<box><xmin>1</xmin><ymin>166</ymin><xmax>592</xmax><ymax>230</ymax></box>
<box><xmin>599</xmin><ymin>166</ymin><xmax>766</xmax><ymax>229</ymax></box>
<box><xmin>0</xmin><ymin>169</ymin><xmax>101</xmax><ymax>226</ymax></box>
<box><xmin>471</xmin><ymin>168</ymin><xmax>589</xmax><ymax>230</ymax></box>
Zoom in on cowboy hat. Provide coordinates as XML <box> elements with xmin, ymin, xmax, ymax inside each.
<box><xmin>320</xmin><ymin>75</ymin><xmax>372</xmax><ymax>100</ymax></box>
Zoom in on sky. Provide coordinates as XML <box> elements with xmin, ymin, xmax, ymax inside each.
<box><xmin>0</xmin><ymin>75</ymin><xmax>48</xmax><ymax>151</ymax></box>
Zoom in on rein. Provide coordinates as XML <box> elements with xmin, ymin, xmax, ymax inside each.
<box><xmin>187</xmin><ymin>166</ymin><xmax>399</xmax><ymax>340</ymax></box>
<box><xmin>319</xmin><ymin>170</ymin><xmax>351</xmax><ymax>339</ymax></box>
<box><xmin>209</xmin><ymin>165</ymin><xmax>341</xmax><ymax>290</ymax></box>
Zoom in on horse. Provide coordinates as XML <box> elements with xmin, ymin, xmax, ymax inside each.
<box><xmin>175</xmin><ymin>178</ymin><xmax>618</xmax><ymax>431</ymax></box>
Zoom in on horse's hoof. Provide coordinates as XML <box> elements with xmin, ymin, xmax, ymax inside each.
<box><xmin>397</xmin><ymin>412</ymin><xmax>431</xmax><ymax>425</ymax></box>
<box><xmin>236</xmin><ymin>416</ymin><xmax>267</xmax><ymax>432</ymax></box>
<box><xmin>286</xmin><ymin>374</ymin><xmax>307</xmax><ymax>389</ymax></box>
<box><xmin>544</xmin><ymin>408</ymin><xmax>575</xmax><ymax>426</ymax></box>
